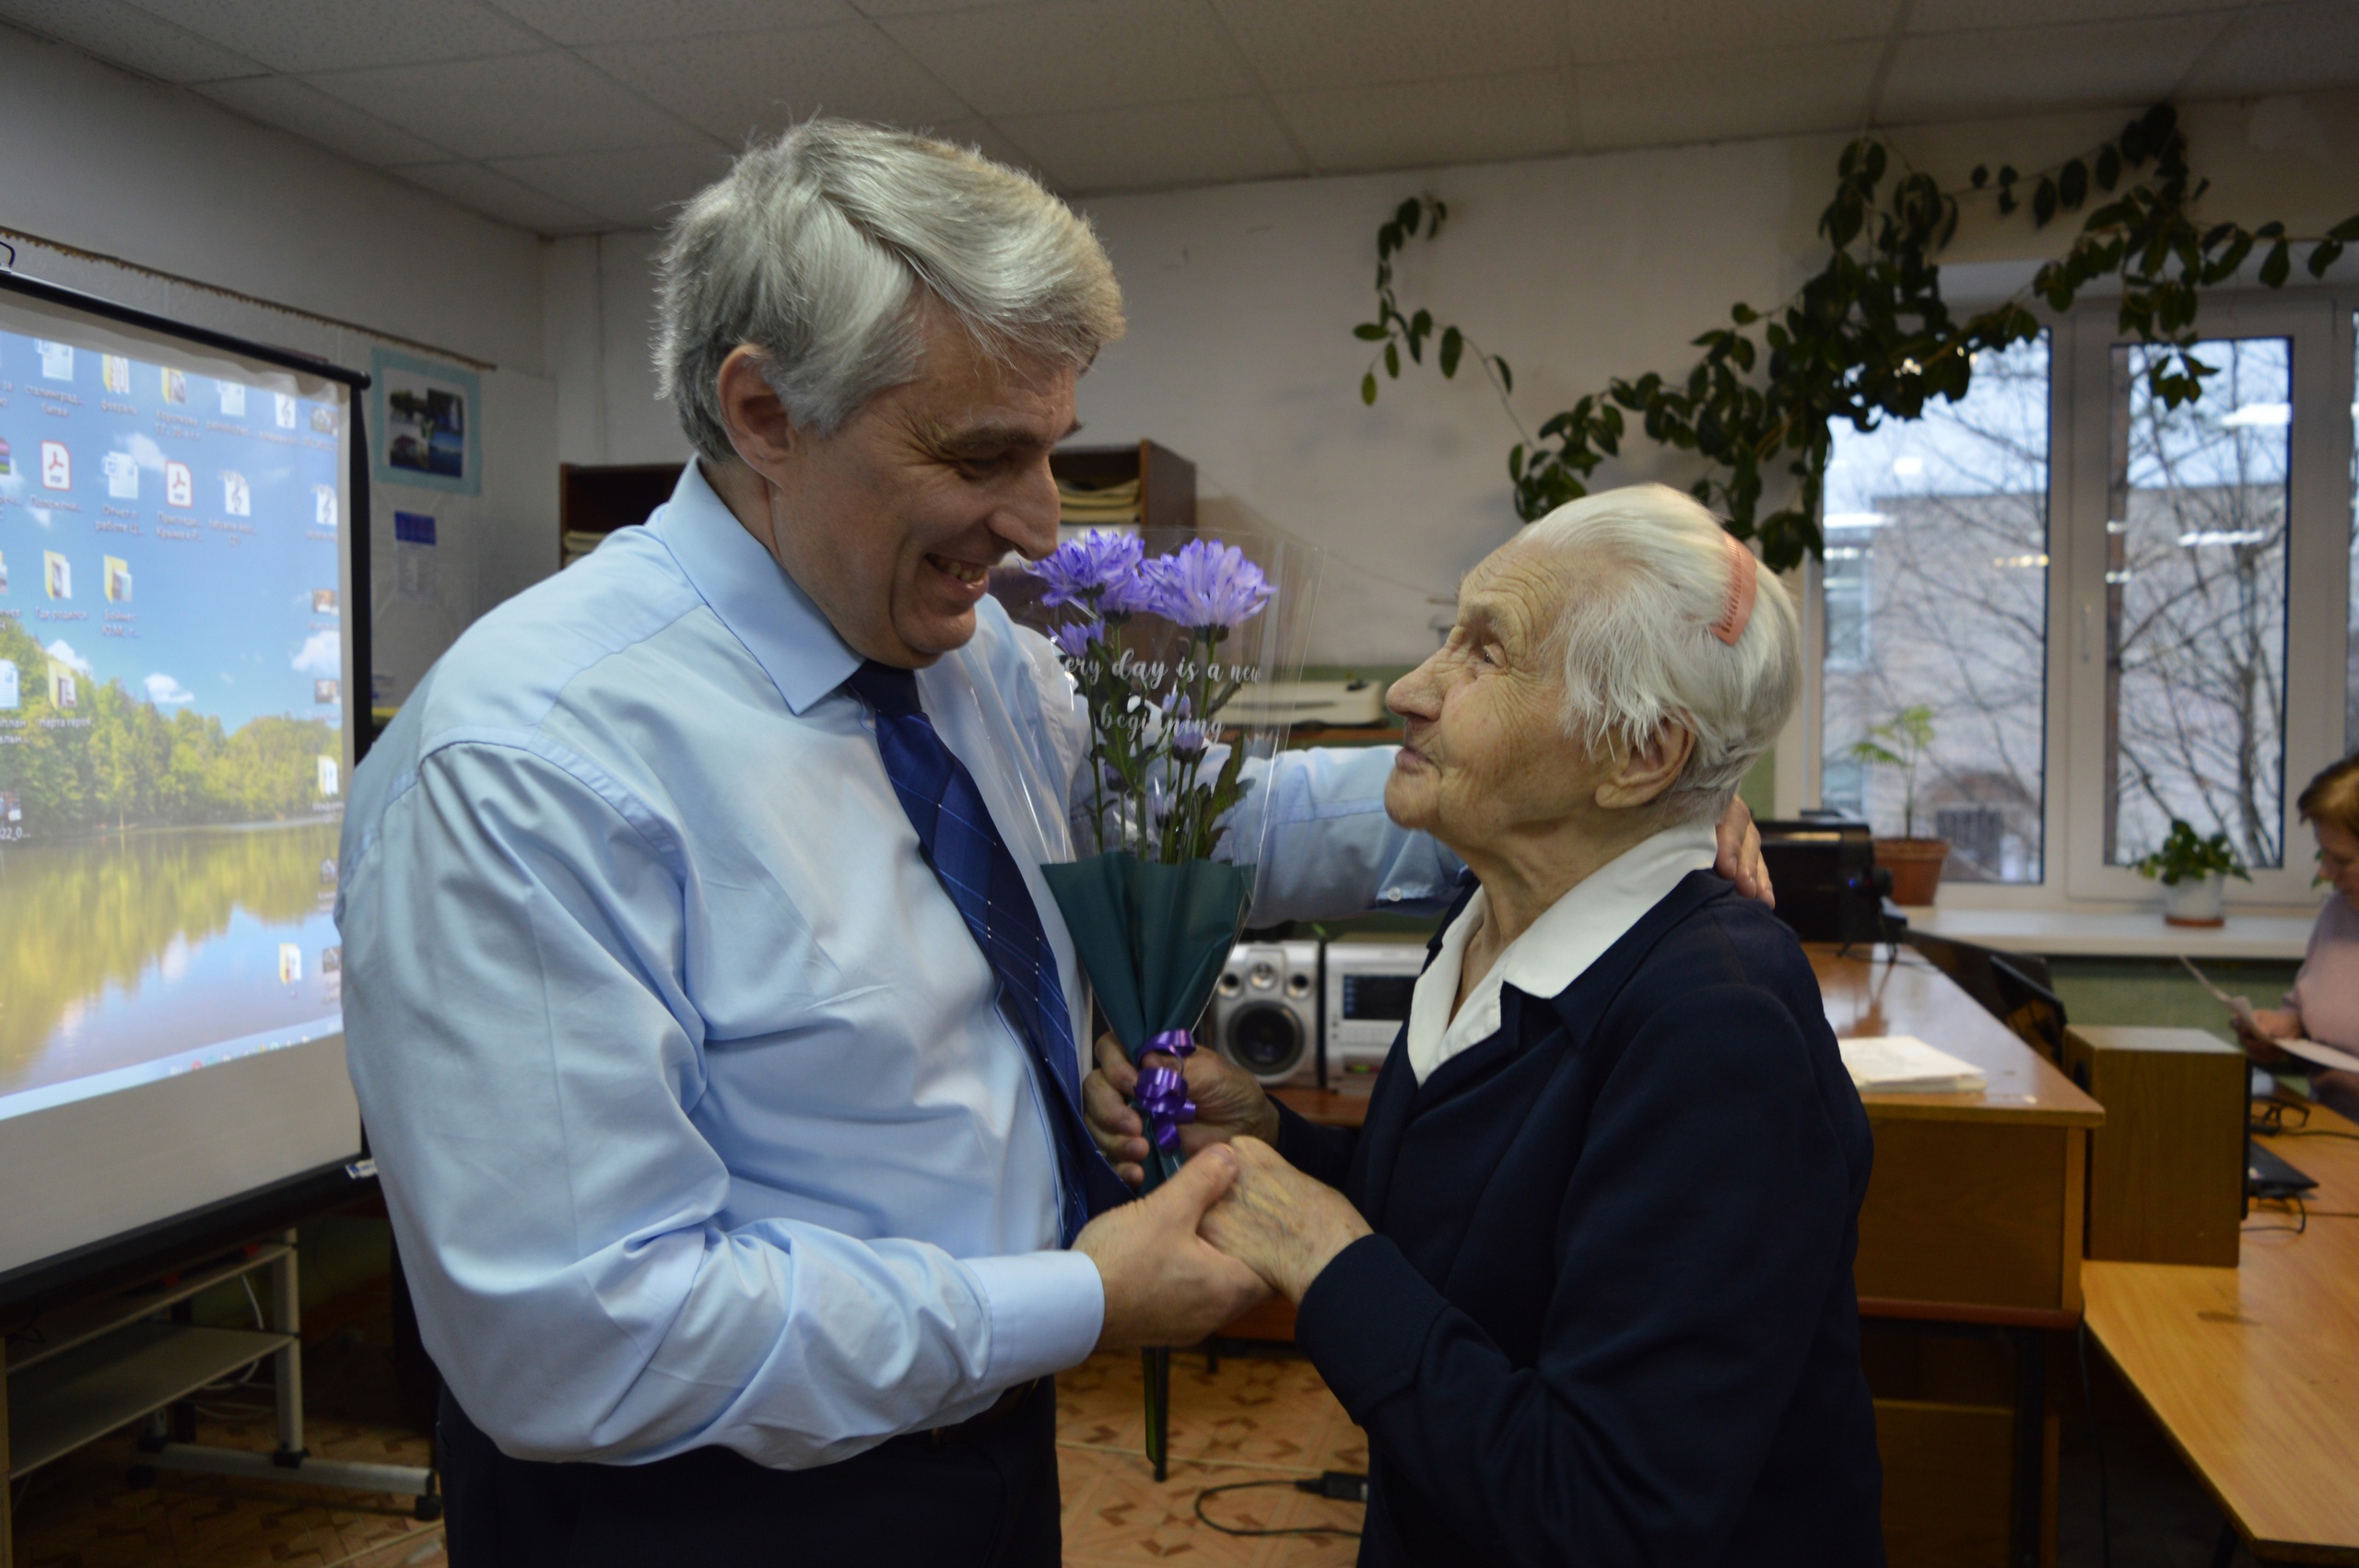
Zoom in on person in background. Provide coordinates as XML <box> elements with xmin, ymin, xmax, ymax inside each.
<box><xmin>1089</xmin><ymin>486</ymin><xmax>1884</xmax><ymax>1567</ymax></box>
<box><xmin>2237</xmin><ymin>754</ymin><xmax>2359</xmax><ymax>1121</ymax></box>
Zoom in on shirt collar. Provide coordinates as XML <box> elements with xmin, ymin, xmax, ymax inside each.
<box><xmin>651</xmin><ymin>460</ymin><xmax>861</xmax><ymax>715</ymax></box>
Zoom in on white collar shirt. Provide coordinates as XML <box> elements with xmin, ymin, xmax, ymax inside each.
<box><xmin>1405</xmin><ymin>822</ymin><xmax>1719</xmax><ymax>1083</ymax></box>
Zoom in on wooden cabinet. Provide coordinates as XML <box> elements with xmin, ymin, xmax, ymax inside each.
<box><xmin>2062</xmin><ymin>1025</ymin><xmax>2246</xmax><ymax>1267</ymax></box>
<box><xmin>558</xmin><ymin>462</ymin><xmax>684</xmax><ymax>569</ymax></box>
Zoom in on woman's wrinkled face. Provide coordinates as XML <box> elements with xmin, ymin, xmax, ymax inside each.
<box><xmin>2317</xmin><ymin>819</ymin><xmax>2359</xmax><ymax>905</ymax></box>
<box><xmin>1381</xmin><ymin>539</ymin><xmax>1606</xmax><ymax>859</ymax></box>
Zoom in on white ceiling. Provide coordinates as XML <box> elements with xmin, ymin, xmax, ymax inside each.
<box><xmin>3</xmin><ymin>0</ymin><xmax>2352</xmax><ymax>235</ymax></box>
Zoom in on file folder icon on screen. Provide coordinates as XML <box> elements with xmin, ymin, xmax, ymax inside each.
<box><xmin>43</xmin><ymin>552</ymin><xmax>70</xmax><ymax>600</ymax></box>
<box><xmin>104</xmin><ymin>557</ymin><xmax>132</xmax><ymax>603</ymax></box>
<box><xmin>279</xmin><ymin>943</ymin><xmax>303</xmax><ymax>985</ymax></box>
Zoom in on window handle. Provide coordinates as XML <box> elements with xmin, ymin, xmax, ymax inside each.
<box><xmin>2080</xmin><ymin>599</ymin><xmax>2092</xmax><ymax>664</ymax></box>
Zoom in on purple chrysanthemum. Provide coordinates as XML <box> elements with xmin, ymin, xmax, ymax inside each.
<box><xmin>1156</xmin><ymin>539</ymin><xmax>1273</xmax><ymax>629</ymax></box>
<box><xmin>1050</xmin><ymin>620</ymin><xmax>1105</xmax><ymax>661</ymax></box>
<box><xmin>1101</xmin><ymin>556</ymin><xmax>1177</xmax><ymax>617</ymax></box>
<box><xmin>1027</xmin><ymin>529</ymin><xmax>1144</xmax><ymax>607</ymax></box>
<box><xmin>1170</xmin><ymin>719</ymin><xmax>1215</xmax><ymax>760</ymax></box>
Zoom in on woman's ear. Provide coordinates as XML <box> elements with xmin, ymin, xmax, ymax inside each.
<box><xmin>1597</xmin><ymin>722</ymin><xmax>1695</xmax><ymax>811</ymax></box>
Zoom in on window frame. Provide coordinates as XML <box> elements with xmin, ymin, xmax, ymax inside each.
<box><xmin>1788</xmin><ymin>283</ymin><xmax>2359</xmax><ymax>913</ymax></box>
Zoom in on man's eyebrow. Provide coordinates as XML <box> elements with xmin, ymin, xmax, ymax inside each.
<box><xmin>922</xmin><ymin>416</ymin><xmax>1083</xmax><ymax>457</ymax></box>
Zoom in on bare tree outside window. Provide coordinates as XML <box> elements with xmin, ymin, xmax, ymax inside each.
<box><xmin>2104</xmin><ymin>337</ymin><xmax>2291</xmax><ymax>871</ymax></box>
<box><xmin>1822</xmin><ymin>336</ymin><xmax>2050</xmax><ymax>883</ymax></box>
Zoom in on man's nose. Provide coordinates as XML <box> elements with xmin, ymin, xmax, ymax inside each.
<box><xmin>1388</xmin><ymin>658</ymin><xmax>1441</xmax><ymax>720</ymax></box>
<box><xmin>997</xmin><ymin>458</ymin><xmax>1062</xmax><ymax>562</ymax></box>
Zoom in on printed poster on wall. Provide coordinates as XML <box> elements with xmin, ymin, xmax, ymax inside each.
<box><xmin>370</xmin><ymin>347</ymin><xmax>480</xmax><ymax>497</ymax></box>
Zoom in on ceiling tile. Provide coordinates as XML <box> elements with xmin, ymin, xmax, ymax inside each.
<box><xmin>996</xmin><ymin>96</ymin><xmax>1305</xmax><ymax>192</ymax></box>
<box><xmin>2179</xmin><ymin>1</ymin><xmax>2359</xmax><ymax>97</ymax></box>
<box><xmin>1878</xmin><ymin>14</ymin><xmax>2232</xmax><ymax>123</ymax></box>
<box><xmin>118</xmin><ymin>0</ymin><xmax>543</xmax><ymax>72</ymax></box>
<box><xmin>388</xmin><ymin>159</ymin><xmax>604</xmax><ymax>232</ymax></box>
<box><xmin>1275</xmin><ymin>69</ymin><xmax>1575</xmax><ymax>173</ymax></box>
<box><xmin>491</xmin><ymin>143</ymin><xmax>739</xmax><ymax>227</ymax></box>
<box><xmin>305</xmin><ymin>51</ymin><xmax>705</xmax><ymax>158</ymax></box>
<box><xmin>851</xmin><ymin>0</ymin><xmax>1034</xmax><ymax>14</ymax></box>
<box><xmin>1563</xmin><ymin>0</ymin><xmax>1899</xmax><ymax>64</ymax></box>
<box><xmin>0</xmin><ymin>0</ymin><xmax>264</xmax><ymax>82</ymax></box>
<box><xmin>1576</xmin><ymin>41</ymin><xmax>1882</xmax><ymax>150</ymax></box>
<box><xmin>487</xmin><ymin>0</ymin><xmax>859</xmax><ymax>46</ymax></box>
<box><xmin>194</xmin><ymin>75</ymin><xmax>454</xmax><ymax>165</ymax></box>
<box><xmin>582</xmin><ymin>23</ymin><xmax>971</xmax><ymax>144</ymax></box>
<box><xmin>1909</xmin><ymin>0</ymin><xmax>2236</xmax><ymax>30</ymax></box>
<box><xmin>1212</xmin><ymin>0</ymin><xmax>1569</xmax><ymax>90</ymax></box>
<box><xmin>882</xmin><ymin>0</ymin><xmax>1251</xmax><ymax>116</ymax></box>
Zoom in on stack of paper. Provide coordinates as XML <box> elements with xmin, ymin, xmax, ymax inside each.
<box><xmin>1838</xmin><ymin>1036</ymin><xmax>1988</xmax><ymax>1094</ymax></box>
<box><xmin>1058</xmin><ymin>477</ymin><xmax>1141</xmax><ymax>528</ymax></box>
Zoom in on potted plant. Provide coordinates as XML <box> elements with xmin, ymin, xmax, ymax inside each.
<box><xmin>1849</xmin><ymin>706</ymin><xmax>1950</xmax><ymax>906</ymax></box>
<box><xmin>2132</xmin><ymin>819</ymin><xmax>2250</xmax><ymax>927</ymax></box>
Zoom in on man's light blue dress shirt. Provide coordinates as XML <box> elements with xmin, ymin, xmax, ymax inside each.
<box><xmin>337</xmin><ymin>464</ymin><xmax>1459</xmax><ymax>1469</ymax></box>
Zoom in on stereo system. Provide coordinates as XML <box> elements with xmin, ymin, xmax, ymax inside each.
<box><xmin>1198</xmin><ymin>937</ymin><xmax>1429</xmax><ymax>1092</ymax></box>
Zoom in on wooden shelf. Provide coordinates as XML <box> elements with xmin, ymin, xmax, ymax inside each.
<box><xmin>8</xmin><ymin>1321</ymin><xmax>289</xmax><ymax>1479</ymax></box>
<box><xmin>6</xmin><ymin>1245</ymin><xmax>289</xmax><ymax>1375</ymax></box>
<box><xmin>559</xmin><ymin>462</ymin><xmax>686</xmax><ymax>569</ymax></box>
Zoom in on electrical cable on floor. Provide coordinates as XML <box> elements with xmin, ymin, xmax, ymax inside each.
<box><xmin>2076</xmin><ymin>1324</ymin><xmax>2112</xmax><ymax>1568</ymax></box>
<box><xmin>2243</xmin><ymin>1195</ymin><xmax>2308</xmax><ymax>1235</ymax></box>
<box><xmin>1192</xmin><ymin>1473</ymin><xmax>1366</xmax><ymax>1539</ymax></box>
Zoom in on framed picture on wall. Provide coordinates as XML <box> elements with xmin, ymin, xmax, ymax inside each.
<box><xmin>370</xmin><ymin>347</ymin><xmax>481</xmax><ymax>497</ymax></box>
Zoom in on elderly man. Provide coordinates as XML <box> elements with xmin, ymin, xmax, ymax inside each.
<box><xmin>1092</xmin><ymin>486</ymin><xmax>1884</xmax><ymax>1566</ymax></box>
<box><xmin>341</xmin><ymin>124</ymin><xmax>1767</xmax><ymax>1564</ymax></box>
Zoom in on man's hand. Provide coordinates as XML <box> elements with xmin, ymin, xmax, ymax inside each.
<box><xmin>2235</xmin><ymin>1005</ymin><xmax>2302</xmax><ymax>1065</ymax></box>
<box><xmin>1074</xmin><ymin>1146</ymin><xmax>1270</xmax><ymax>1352</ymax></box>
<box><xmin>1199</xmin><ymin>1137</ymin><xmax>1373</xmax><ymax>1305</ymax></box>
<box><xmin>1715</xmin><ymin>794</ymin><xmax>1773</xmax><ymax>908</ymax></box>
<box><xmin>1084</xmin><ymin>1033</ymin><xmax>1279</xmax><ymax>1187</ymax></box>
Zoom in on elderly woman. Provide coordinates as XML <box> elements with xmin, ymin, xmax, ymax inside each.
<box><xmin>2237</xmin><ymin>755</ymin><xmax>2359</xmax><ymax>1120</ymax></box>
<box><xmin>1089</xmin><ymin>485</ymin><xmax>1883</xmax><ymax>1567</ymax></box>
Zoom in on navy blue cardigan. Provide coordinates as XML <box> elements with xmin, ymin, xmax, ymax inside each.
<box><xmin>1278</xmin><ymin>871</ymin><xmax>1884</xmax><ymax>1567</ymax></box>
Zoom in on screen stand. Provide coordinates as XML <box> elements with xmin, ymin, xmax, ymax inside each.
<box><xmin>5</xmin><ymin>1231</ymin><xmax>440</xmax><ymax>1557</ymax></box>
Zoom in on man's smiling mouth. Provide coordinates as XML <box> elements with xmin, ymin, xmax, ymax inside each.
<box><xmin>926</xmin><ymin>553</ymin><xmax>989</xmax><ymax>585</ymax></box>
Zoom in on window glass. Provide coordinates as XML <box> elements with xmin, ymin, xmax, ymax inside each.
<box><xmin>2104</xmin><ymin>338</ymin><xmax>2291</xmax><ymax>870</ymax></box>
<box><xmin>1820</xmin><ymin>335</ymin><xmax>2049</xmax><ymax>883</ymax></box>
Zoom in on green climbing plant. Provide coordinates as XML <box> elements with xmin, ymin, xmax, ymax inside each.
<box><xmin>1352</xmin><ymin>104</ymin><xmax>2359</xmax><ymax>571</ymax></box>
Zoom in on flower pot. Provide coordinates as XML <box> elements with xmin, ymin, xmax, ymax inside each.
<box><xmin>2162</xmin><ymin>872</ymin><xmax>2227</xmax><ymax>928</ymax></box>
<box><xmin>1873</xmin><ymin>837</ymin><xmax>1950</xmax><ymax>907</ymax></box>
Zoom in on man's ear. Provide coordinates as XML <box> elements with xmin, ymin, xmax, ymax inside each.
<box><xmin>1597</xmin><ymin>722</ymin><xmax>1695</xmax><ymax>811</ymax></box>
<box><xmin>715</xmin><ymin>345</ymin><xmax>798</xmax><ymax>484</ymax></box>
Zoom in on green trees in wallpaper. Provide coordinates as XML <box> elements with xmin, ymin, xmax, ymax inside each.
<box><xmin>0</xmin><ymin>614</ymin><xmax>339</xmax><ymax>836</ymax></box>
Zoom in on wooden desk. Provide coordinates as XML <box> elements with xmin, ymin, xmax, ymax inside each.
<box><xmin>2083</xmin><ymin>1094</ymin><xmax>2359</xmax><ymax>1563</ymax></box>
<box><xmin>1813</xmin><ymin>947</ymin><xmax>2104</xmax><ymax>1568</ymax></box>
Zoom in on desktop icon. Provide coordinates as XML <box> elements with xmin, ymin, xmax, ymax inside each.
<box><xmin>40</xmin><ymin>440</ymin><xmax>70</xmax><ymax>491</ymax></box>
<box><xmin>101</xmin><ymin>355</ymin><xmax>131</xmax><ymax>395</ymax></box>
<box><xmin>275</xmin><ymin>392</ymin><xmax>298</xmax><ymax>429</ymax></box>
<box><xmin>165</xmin><ymin>460</ymin><xmax>194</xmax><ymax>509</ymax></box>
<box><xmin>312</xmin><ymin>588</ymin><xmax>337</xmax><ymax>615</ymax></box>
<box><xmin>0</xmin><ymin>790</ymin><xmax>18</xmax><ymax>824</ymax></box>
<box><xmin>103</xmin><ymin>556</ymin><xmax>131</xmax><ymax>603</ymax></box>
<box><xmin>0</xmin><ymin>437</ymin><xmax>11</xmax><ymax>476</ymax></box>
<box><xmin>317</xmin><ymin>755</ymin><xmax>340</xmax><ymax>798</ymax></box>
<box><xmin>222</xmin><ymin>471</ymin><xmax>251</xmax><ymax>516</ymax></box>
<box><xmin>314</xmin><ymin>678</ymin><xmax>339</xmax><ymax>706</ymax></box>
<box><xmin>36</xmin><ymin>341</ymin><xmax>72</xmax><ymax>380</ymax></box>
<box><xmin>278</xmin><ymin>943</ymin><xmax>303</xmax><ymax>985</ymax></box>
<box><xmin>102</xmin><ymin>450</ymin><xmax>140</xmax><ymax>499</ymax></box>
<box><xmin>313</xmin><ymin>486</ymin><xmax>337</xmax><ymax>529</ymax></box>
<box><xmin>161</xmin><ymin>368</ymin><xmax>187</xmax><ymax>404</ymax></box>
<box><xmin>42</xmin><ymin>552</ymin><xmax>70</xmax><ymax>600</ymax></box>
<box><xmin>0</xmin><ymin>549</ymin><xmax>7</xmax><ymax>593</ymax></box>
<box><xmin>218</xmin><ymin>381</ymin><xmax>246</xmax><ymax>417</ymax></box>
<box><xmin>46</xmin><ymin>660</ymin><xmax>76</xmax><ymax>710</ymax></box>
<box><xmin>0</xmin><ymin>661</ymin><xmax>16</xmax><ymax>711</ymax></box>
<box><xmin>310</xmin><ymin>404</ymin><xmax>336</xmax><ymax>434</ymax></box>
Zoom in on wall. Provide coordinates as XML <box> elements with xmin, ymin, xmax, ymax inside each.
<box><xmin>0</xmin><ymin>26</ymin><xmax>561</xmax><ymax>689</ymax></box>
<box><xmin>547</xmin><ymin>88</ymin><xmax>2359</xmax><ymax>673</ymax></box>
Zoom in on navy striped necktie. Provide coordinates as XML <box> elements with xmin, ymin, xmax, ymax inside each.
<box><xmin>845</xmin><ymin>661</ymin><xmax>1131</xmax><ymax>1244</ymax></box>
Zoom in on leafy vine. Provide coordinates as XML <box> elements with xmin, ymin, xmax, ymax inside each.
<box><xmin>1352</xmin><ymin>104</ymin><xmax>2359</xmax><ymax>570</ymax></box>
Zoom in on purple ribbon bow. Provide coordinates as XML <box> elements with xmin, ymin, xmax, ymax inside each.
<box><xmin>1134</xmin><ymin>1029</ymin><xmax>1198</xmax><ymax>1153</ymax></box>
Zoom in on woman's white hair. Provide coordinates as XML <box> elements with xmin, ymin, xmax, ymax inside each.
<box><xmin>656</xmin><ymin>119</ymin><xmax>1125</xmax><ymax>464</ymax></box>
<box><xmin>1520</xmin><ymin>484</ymin><xmax>1801</xmax><ymax>823</ymax></box>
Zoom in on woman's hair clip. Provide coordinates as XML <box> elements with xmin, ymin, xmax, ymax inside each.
<box><xmin>1711</xmin><ymin>532</ymin><xmax>1758</xmax><ymax>647</ymax></box>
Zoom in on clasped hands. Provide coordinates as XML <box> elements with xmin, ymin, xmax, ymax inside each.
<box><xmin>1071</xmin><ymin>1035</ymin><xmax>1370</xmax><ymax>1354</ymax></box>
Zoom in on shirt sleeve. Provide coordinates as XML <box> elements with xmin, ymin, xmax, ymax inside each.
<box><xmin>339</xmin><ymin>741</ymin><xmax>1102</xmax><ymax>1470</ymax></box>
<box><xmin>1227</xmin><ymin>745</ymin><xmax>1465</xmax><ymax>922</ymax></box>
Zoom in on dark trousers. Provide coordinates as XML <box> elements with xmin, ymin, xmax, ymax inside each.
<box><xmin>438</xmin><ymin>1381</ymin><xmax>1062</xmax><ymax>1568</ymax></box>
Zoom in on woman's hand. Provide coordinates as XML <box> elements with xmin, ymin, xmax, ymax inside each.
<box><xmin>1083</xmin><ymin>1034</ymin><xmax>1281</xmax><ymax>1187</ymax></box>
<box><xmin>1198</xmin><ymin>1137</ymin><xmax>1372</xmax><ymax>1304</ymax></box>
<box><xmin>2235</xmin><ymin>1006</ymin><xmax>2302</xmax><ymax>1065</ymax></box>
<box><xmin>1715</xmin><ymin>796</ymin><xmax>1774</xmax><ymax>908</ymax></box>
